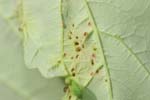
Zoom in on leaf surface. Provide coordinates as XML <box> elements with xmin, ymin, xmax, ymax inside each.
<box><xmin>1</xmin><ymin>0</ymin><xmax>150</xmax><ymax>100</ymax></box>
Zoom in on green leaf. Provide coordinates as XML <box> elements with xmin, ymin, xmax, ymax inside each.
<box><xmin>1</xmin><ymin>0</ymin><xmax>150</xmax><ymax>100</ymax></box>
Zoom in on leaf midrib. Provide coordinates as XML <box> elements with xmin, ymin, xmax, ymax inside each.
<box><xmin>83</xmin><ymin>0</ymin><xmax>113</xmax><ymax>100</ymax></box>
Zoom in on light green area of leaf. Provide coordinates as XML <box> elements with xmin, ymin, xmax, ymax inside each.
<box><xmin>0</xmin><ymin>14</ymin><xmax>66</xmax><ymax>100</ymax></box>
<box><xmin>1</xmin><ymin>0</ymin><xmax>150</xmax><ymax>100</ymax></box>
<box><xmin>14</xmin><ymin>0</ymin><xmax>67</xmax><ymax>78</ymax></box>
<box><xmin>87</xmin><ymin>0</ymin><xmax>150</xmax><ymax>100</ymax></box>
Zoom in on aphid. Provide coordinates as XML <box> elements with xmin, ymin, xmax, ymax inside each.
<box><xmin>83</xmin><ymin>32</ymin><xmax>87</xmax><ymax>36</ymax></box>
<box><xmin>88</xmin><ymin>22</ymin><xmax>91</xmax><ymax>26</ymax></box>
<box><xmin>71</xmin><ymin>68</ymin><xmax>75</xmax><ymax>72</ymax></box>
<box><xmin>93</xmin><ymin>47</ymin><xmax>97</xmax><ymax>51</ymax></box>
<box><xmin>18</xmin><ymin>27</ymin><xmax>23</xmax><ymax>32</ymax></box>
<box><xmin>76</xmin><ymin>36</ymin><xmax>79</xmax><ymax>39</ymax></box>
<box><xmin>69</xmin><ymin>95</ymin><xmax>72</xmax><ymax>100</ymax></box>
<box><xmin>63</xmin><ymin>53</ymin><xmax>67</xmax><ymax>57</ymax></box>
<box><xmin>62</xmin><ymin>22</ymin><xmax>66</xmax><ymax>28</ymax></box>
<box><xmin>90</xmin><ymin>72</ymin><xmax>94</xmax><ymax>76</ymax></box>
<box><xmin>68</xmin><ymin>35</ymin><xmax>72</xmax><ymax>39</ymax></box>
<box><xmin>76</xmin><ymin>54</ymin><xmax>79</xmax><ymax>59</ymax></box>
<box><xmin>71</xmin><ymin>56</ymin><xmax>74</xmax><ymax>59</ymax></box>
<box><xmin>75</xmin><ymin>47</ymin><xmax>81</xmax><ymax>52</ymax></box>
<box><xmin>96</xmin><ymin>69</ymin><xmax>99</xmax><ymax>74</ymax></box>
<box><xmin>92</xmin><ymin>53</ymin><xmax>96</xmax><ymax>58</ymax></box>
<box><xmin>72</xmin><ymin>73</ymin><xmax>76</xmax><ymax>77</ymax></box>
<box><xmin>74</xmin><ymin>41</ymin><xmax>79</xmax><ymax>45</ymax></box>
<box><xmin>105</xmin><ymin>79</ymin><xmax>108</xmax><ymax>82</ymax></box>
<box><xmin>72</xmin><ymin>24</ymin><xmax>74</xmax><ymax>27</ymax></box>
<box><xmin>63</xmin><ymin>86</ymin><xmax>68</xmax><ymax>93</ymax></box>
<box><xmin>70</xmin><ymin>31</ymin><xmax>72</xmax><ymax>34</ymax></box>
<box><xmin>57</xmin><ymin>60</ymin><xmax>61</xmax><ymax>64</ymax></box>
<box><xmin>91</xmin><ymin>59</ymin><xmax>94</xmax><ymax>65</ymax></box>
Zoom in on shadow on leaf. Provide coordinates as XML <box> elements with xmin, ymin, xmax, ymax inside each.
<box><xmin>81</xmin><ymin>87</ymin><xmax>97</xmax><ymax>100</ymax></box>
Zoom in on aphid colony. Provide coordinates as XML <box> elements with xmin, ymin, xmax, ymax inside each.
<box><xmin>62</xmin><ymin>19</ymin><xmax>102</xmax><ymax>99</ymax></box>
<box><xmin>63</xmin><ymin>21</ymin><xmax>100</xmax><ymax>75</ymax></box>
